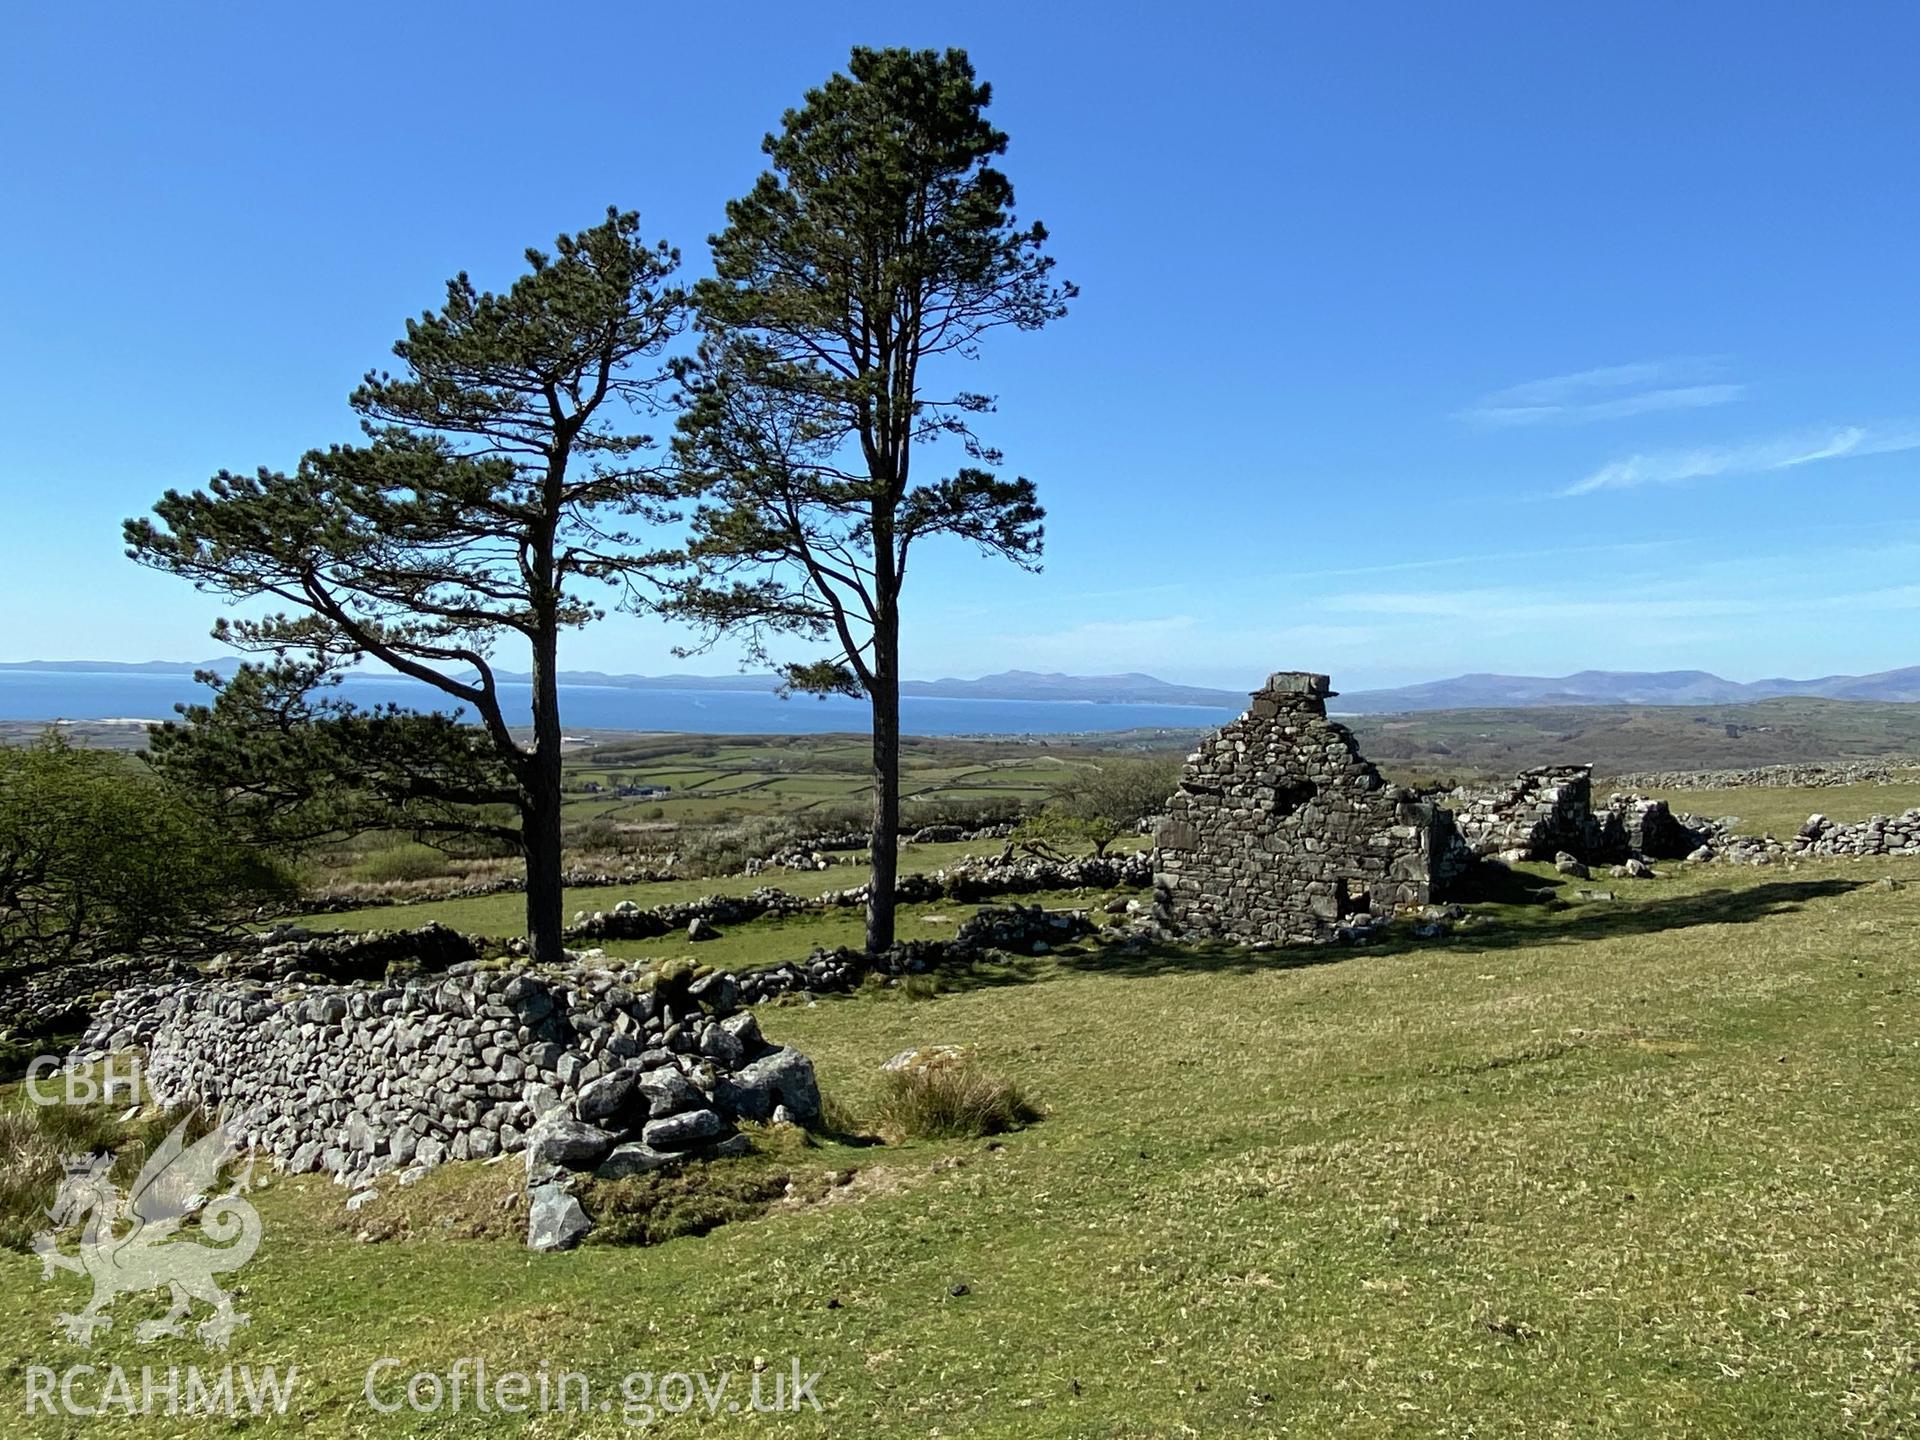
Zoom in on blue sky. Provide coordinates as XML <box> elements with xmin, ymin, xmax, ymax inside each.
<box><xmin>2</xmin><ymin>2</ymin><xmax>1915</xmax><ymax>693</ymax></box>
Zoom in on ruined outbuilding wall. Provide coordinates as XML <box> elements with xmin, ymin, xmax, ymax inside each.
<box><xmin>1449</xmin><ymin>766</ymin><xmax>1696</xmax><ymax>863</ymax></box>
<box><xmin>1450</xmin><ymin>766</ymin><xmax>1613</xmax><ymax>860</ymax></box>
<box><xmin>1152</xmin><ymin>673</ymin><xmax>1446</xmax><ymax>945</ymax></box>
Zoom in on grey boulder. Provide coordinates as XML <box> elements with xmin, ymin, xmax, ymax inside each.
<box><xmin>597</xmin><ymin>1142</ymin><xmax>681</xmax><ymax>1179</ymax></box>
<box><xmin>635</xmin><ymin>1068</ymin><xmax>700</xmax><ymax>1119</ymax></box>
<box><xmin>642</xmin><ymin>1108</ymin><xmax>727</xmax><ymax>1150</ymax></box>
<box><xmin>712</xmin><ymin>1046</ymin><xmax>821</xmax><ymax>1125</ymax></box>
<box><xmin>575</xmin><ymin>1067</ymin><xmax>638</xmax><ymax>1125</ymax></box>
<box><xmin>526</xmin><ymin>1115</ymin><xmax>617</xmax><ymax>1172</ymax></box>
<box><xmin>526</xmin><ymin>1183</ymin><xmax>592</xmax><ymax>1252</ymax></box>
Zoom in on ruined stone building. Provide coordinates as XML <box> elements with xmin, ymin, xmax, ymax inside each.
<box><xmin>1153</xmin><ymin>675</ymin><xmax>1704</xmax><ymax>947</ymax></box>
<box><xmin>1152</xmin><ymin>672</ymin><xmax>1450</xmax><ymax>945</ymax></box>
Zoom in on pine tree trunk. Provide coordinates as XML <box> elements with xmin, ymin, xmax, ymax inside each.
<box><xmin>866</xmin><ymin>603</ymin><xmax>901</xmax><ymax>955</ymax></box>
<box><xmin>524</xmin><ymin>618</ymin><xmax>566</xmax><ymax>965</ymax></box>
<box><xmin>522</xmin><ymin>769</ymin><xmax>565</xmax><ymax>965</ymax></box>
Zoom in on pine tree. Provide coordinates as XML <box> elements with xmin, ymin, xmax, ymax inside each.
<box><xmin>127</xmin><ymin>210</ymin><xmax>687</xmax><ymax>962</ymax></box>
<box><xmin>668</xmin><ymin>48</ymin><xmax>1072</xmax><ymax>952</ymax></box>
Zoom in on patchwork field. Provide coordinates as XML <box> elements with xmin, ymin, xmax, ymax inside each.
<box><xmin>557</xmin><ymin>735</ymin><xmax>1114</xmax><ymax>828</ymax></box>
<box><xmin>1349</xmin><ymin>698</ymin><xmax>1920</xmax><ymax>777</ymax></box>
<box><xmin>5</xmin><ymin>855</ymin><xmax>1919</xmax><ymax>1436</ymax></box>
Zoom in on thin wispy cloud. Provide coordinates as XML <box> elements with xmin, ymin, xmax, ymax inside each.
<box><xmin>1562</xmin><ymin>424</ymin><xmax>1920</xmax><ymax>497</ymax></box>
<box><xmin>1288</xmin><ymin>537</ymin><xmax>1685</xmax><ymax>582</ymax></box>
<box><xmin>1461</xmin><ymin>358</ymin><xmax>1742</xmax><ymax>427</ymax></box>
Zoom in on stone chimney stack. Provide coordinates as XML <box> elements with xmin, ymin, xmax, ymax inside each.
<box><xmin>1248</xmin><ymin>671</ymin><xmax>1336</xmax><ymax>719</ymax></box>
<box><xmin>1262</xmin><ymin>671</ymin><xmax>1333</xmax><ymax>698</ymax></box>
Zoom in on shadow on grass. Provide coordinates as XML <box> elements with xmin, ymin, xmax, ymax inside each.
<box><xmin>1050</xmin><ymin>876</ymin><xmax>1870</xmax><ymax>981</ymax></box>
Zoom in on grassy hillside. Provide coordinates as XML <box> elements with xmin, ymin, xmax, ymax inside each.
<box><xmin>6</xmin><ymin>855</ymin><xmax>1918</xmax><ymax>1436</ymax></box>
<box><xmin>1350</xmin><ymin>697</ymin><xmax>1920</xmax><ymax>779</ymax></box>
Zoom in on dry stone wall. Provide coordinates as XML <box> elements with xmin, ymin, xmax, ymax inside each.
<box><xmin>1607</xmin><ymin>761</ymin><xmax>1920</xmax><ymax>791</ymax></box>
<box><xmin>71</xmin><ymin>900</ymin><xmax>1094</xmax><ymax>1249</ymax></box>
<box><xmin>570</xmin><ymin>851</ymin><xmax>1151</xmax><ymax>942</ymax></box>
<box><xmin>1795</xmin><ymin>809</ymin><xmax>1920</xmax><ymax>857</ymax></box>
<box><xmin>78</xmin><ymin>962</ymin><xmax>824</xmax><ymax>1199</ymax></box>
<box><xmin>1152</xmin><ymin>673</ymin><xmax>1448</xmax><ymax>945</ymax></box>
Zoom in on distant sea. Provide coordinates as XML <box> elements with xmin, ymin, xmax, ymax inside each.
<box><xmin>0</xmin><ymin>670</ymin><xmax>1237</xmax><ymax>738</ymax></box>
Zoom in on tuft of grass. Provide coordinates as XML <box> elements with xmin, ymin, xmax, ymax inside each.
<box><xmin>868</xmin><ymin>1052</ymin><xmax>1041</xmax><ymax>1142</ymax></box>
<box><xmin>0</xmin><ymin>1100</ymin><xmax>90</xmax><ymax>1251</ymax></box>
<box><xmin>581</xmin><ymin>1124</ymin><xmax>842</xmax><ymax>1246</ymax></box>
<box><xmin>0</xmin><ymin>1092</ymin><xmax>210</xmax><ymax>1251</ymax></box>
<box><xmin>900</xmin><ymin>973</ymin><xmax>942</xmax><ymax>1002</ymax></box>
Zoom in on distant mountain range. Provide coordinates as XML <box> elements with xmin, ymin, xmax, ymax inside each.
<box><xmin>463</xmin><ymin>666</ymin><xmax>1249</xmax><ymax>707</ymax></box>
<box><xmin>1336</xmin><ymin>667</ymin><xmax>1920</xmax><ymax>713</ymax></box>
<box><xmin>0</xmin><ymin>658</ymin><xmax>239</xmax><ymax>675</ymax></box>
<box><xmin>8</xmin><ymin>659</ymin><xmax>1920</xmax><ymax>713</ymax></box>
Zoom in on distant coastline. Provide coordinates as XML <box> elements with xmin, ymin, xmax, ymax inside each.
<box><xmin>0</xmin><ymin>669</ymin><xmax>1238</xmax><ymax>738</ymax></box>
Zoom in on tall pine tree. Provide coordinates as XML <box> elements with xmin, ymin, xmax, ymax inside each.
<box><xmin>669</xmin><ymin>48</ymin><xmax>1072</xmax><ymax>952</ymax></box>
<box><xmin>127</xmin><ymin>210</ymin><xmax>687</xmax><ymax>962</ymax></box>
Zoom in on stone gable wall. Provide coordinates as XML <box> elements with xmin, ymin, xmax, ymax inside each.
<box><xmin>1152</xmin><ymin>672</ymin><xmax>1444</xmax><ymax>945</ymax></box>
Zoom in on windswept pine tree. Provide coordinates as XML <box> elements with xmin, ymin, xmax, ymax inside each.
<box><xmin>668</xmin><ymin>47</ymin><xmax>1072</xmax><ymax>953</ymax></box>
<box><xmin>146</xmin><ymin>657</ymin><xmax>521</xmax><ymax>856</ymax></box>
<box><xmin>127</xmin><ymin>210</ymin><xmax>688</xmax><ymax>962</ymax></box>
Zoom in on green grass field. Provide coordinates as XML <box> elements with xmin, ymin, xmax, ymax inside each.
<box><xmin>301</xmin><ymin>839</ymin><xmax>1040</xmax><ymax>936</ymax></box>
<box><xmin>6</xmin><ymin>855</ymin><xmax>1919</xmax><ymax>1435</ymax></box>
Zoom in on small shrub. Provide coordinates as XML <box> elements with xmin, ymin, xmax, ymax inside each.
<box><xmin>355</xmin><ymin>842</ymin><xmax>456</xmax><ymax>885</ymax></box>
<box><xmin>0</xmin><ymin>733</ymin><xmax>292</xmax><ymax>965</ymax></box>
<box><xmin>1023</xmin><ymin>756</ymin><xmax>1181</xmax><ymax>854</ymax></box>
<box><xmin>900</xmin><ymin>973</ymin><xmax>941</xmax><ymax>1002</ymax></box>
<box><xmin>869</xmin><ymin>1054</ymin><xmax>1041</xmax><ymax>1142</ymax></box>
